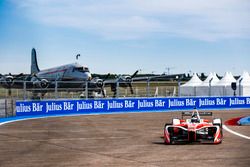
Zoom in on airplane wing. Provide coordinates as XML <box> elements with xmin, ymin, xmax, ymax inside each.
<box><xmin>0</xmin><ymin>69</ymin><xmax>185</xmax><ymax>98</ymax></box>
<box><xmin>0</xmin><ymin>73</ymin><xmax>26</xmax><ymax>88</ymax></box>
<box><xmin>132</xmin><ymin>73</ymin><xmax>185</xmax><ymax>81</ymax></box>
<box><xmin>103</xmin><ymin>71</ymin><xmax>185</xmax><ymax>97</ymax></box>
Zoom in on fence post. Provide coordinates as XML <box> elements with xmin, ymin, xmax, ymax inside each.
<box><xmin>239</xmin><ymin>78</ymin><xmax>243</xmax><ymax>96</ymax></box>
<box><xmin>55</xmin><ymin>81</ymin><xmax>58</xmax><ymax>99</ymax></box>
<box><xmin>223</xmin><ymin>86</ymin><xmax>226</xmax><ymax>96</ymax></box>
<box><xmin>209</xmin><ymin>78</ymin><xmax>213</xmax><ymax>97</ymax></box>
<box><xmin>146</xmin><ymin>78</ymin><xmax>150</xmax><ymax>97</ymax></box>
<box><xmin>85</xmin><ymin>81</ymin><xmax>88</xmax><ymax>99</ymax></box>
<box><xmin>23</xmin><ymin>81</ymin><xmax>27</xmax><ymax>100</ymax></box>
<box><xmin>194</xmin><ymin>86</ymin><xmax>197</xmax><ymax>96</ymax></box>
<box><xmin>5</xmin><ymin>99</ymin><xmax>7</xmax><ymax>118</ymax></box>
<box><xmin>178</xmin><ymin>80</ymin><xmax>181</xmax><ymax>97</ymax></box>
<box><xmin>116</xmin><ymin>81</ymin><xmax>119</xmax><ymax>98</ymax></box>
<box><xmin>11</xmin><ymin>99</ymin><xmax>14</xmax><ymax>117</ymax></box>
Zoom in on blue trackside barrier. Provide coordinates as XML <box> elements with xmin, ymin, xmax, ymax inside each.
<box><xmin>15</xmin><ymin>96</ymin><xmax>250</xmax><ymax>116</ymax></box>
<box><xmin>0</xmin><ymin>96</ymin><xmax>250</xmax><ymax>125</ymax></box>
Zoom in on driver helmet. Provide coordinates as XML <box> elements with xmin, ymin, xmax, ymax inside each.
<box><xmin>191</xmin><ymin>113</ymin><xmax>199</xmax><ymax>123</ymax></box>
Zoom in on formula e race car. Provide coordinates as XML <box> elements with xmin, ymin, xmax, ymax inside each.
<box><xmin>164</xmin><ymin>110</ymin><xmax>223</xmax><ymax>144</ymax></box>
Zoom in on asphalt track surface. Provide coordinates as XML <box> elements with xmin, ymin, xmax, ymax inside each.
<box><xmin>0</xmin><ymin>109</ymin><xmax>250</xmax><ymax>167</ymax></box>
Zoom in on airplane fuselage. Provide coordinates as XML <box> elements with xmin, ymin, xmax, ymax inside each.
<box><xmin>36</xmin><ymin>63</ymin><xmax>91</xmax><ymax>81</ymax></box>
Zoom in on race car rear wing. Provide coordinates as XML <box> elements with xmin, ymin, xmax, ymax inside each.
<box><xmin>181</xmin><ymin>111</ymin><xmax>213</xmax><ymax>119</ymax></box>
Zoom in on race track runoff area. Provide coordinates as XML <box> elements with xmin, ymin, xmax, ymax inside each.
<box><xmin>0</xmin><ymin>109</ymin><xmax>249</xmax><ymax>167</ymax></box>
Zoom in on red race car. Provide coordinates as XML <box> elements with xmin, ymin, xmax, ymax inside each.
<box><xmin>164</xmin><ymin>109</ymin><xmax>223</xmax><ymax>144</ymax></box>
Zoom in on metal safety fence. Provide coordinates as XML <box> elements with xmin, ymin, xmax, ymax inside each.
<box><xmin>0</xmin><ymin>99</ymin><xmax>15</xmax><ymax>118</ymax></box>
<box><xmin>0</xmin><ymin>80</ymin><xmax>179</xmax><ymax>100</ymax></box>
<box><xmin>0</xmin><ymin>80</ymin><xmax>248</xmax><ymax>101</ymax></box>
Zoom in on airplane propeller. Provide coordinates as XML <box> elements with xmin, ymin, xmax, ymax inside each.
<box><xmin>90</xmin><ymin>73</ymin><xmax>111</xmax><ymax>97</ymax></box>
<box><xmin>0</xmin><ymin>73</ymin><xmax>24</xmax><ymax>96</ymax></box>
<box><xmin>5</xmin><ymin>73</ymin><xmax>24</xmax><ymax>86</ymax></box>
<box><xmin>101</xmin><ymin>73</ymin><xmax>111</xmax><ymax>97</ymax></box>
<box><xmin>111</xmin><ymin>70</ymin><xmax>139</xmax><ymax>97</ymax></box>
<box><xmin>32</xmin><ymin>74</ymin><xmax>49</xmax><ymax>89</ymax></box>
<box><xmin>126</xmin><ymin>70</ymin><xmax>138</xmax><ymax>94</ymax></box>
<box><xmin>131</xmin><ymin>70</ymin><xmax>139</xmax><ymax>79</ymax></box>
<box><xmin>97</xmin><ymin>73</ymin><xmax>110</xmax><ymax>97</ymax></box>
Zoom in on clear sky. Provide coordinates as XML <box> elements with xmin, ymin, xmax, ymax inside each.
<box><xmin>0</xmin><ymin>0</ymin><xmax>249</xmax><ymax>76</ymax></box>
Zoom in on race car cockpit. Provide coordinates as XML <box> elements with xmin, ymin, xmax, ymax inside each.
<box><xmin>191</xmin><ymin>113</ymin><xmax>200</xmax><ymax>123</ymax></box>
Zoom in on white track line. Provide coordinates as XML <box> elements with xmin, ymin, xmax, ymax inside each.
<box><xmin>0</xmin><ymin>117</ymin><xmax>51</xmax><ymax>126</ymax></box>
<box><xmin>223</xmin><ymin>125</ymin><xmax>250</xmax><ymax>140</ymax></box>
<box><xmin>0</xmin><ymin>113</ymin><xmax>108</xmax><ymax>126</ymax></box>
<box><xmin>1</xmin><ymin>116</ymin><xmax>250</xmax><ymax>140</ymax></box>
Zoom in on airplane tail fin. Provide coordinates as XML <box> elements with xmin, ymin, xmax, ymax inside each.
<box><xmin>31</xmin><ymin>48</ymin><xmax>40</xmax><ymax>74</ymax></box>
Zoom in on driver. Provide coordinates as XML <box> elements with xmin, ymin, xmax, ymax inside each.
<box><xmin>191</xmin><ymin>113</ymin><xmax>199</xmax><ymax>123</ymax></box>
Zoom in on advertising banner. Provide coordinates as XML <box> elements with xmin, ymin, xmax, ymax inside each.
<box><xmin>16</xmin><ymin>97</ymin><xmax>250</xmax><ymax>116</ymax></box>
